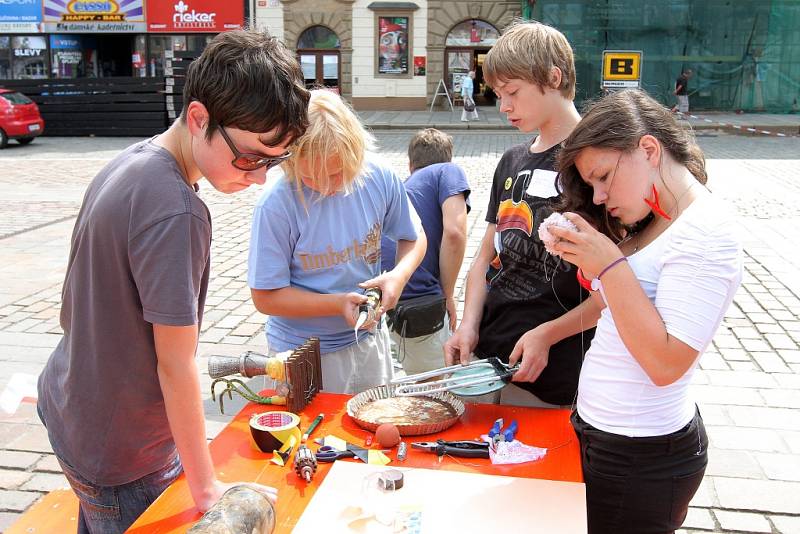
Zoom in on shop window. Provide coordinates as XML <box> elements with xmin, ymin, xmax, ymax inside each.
<box><xmin>445</xmin><ymin>19</ymin><xmax>500</xmax><ymax>105</ymax></box>
<box><xmin>50</xmin><ymin>35</ymin><xmax>84</xmax><ymax>79</ymax></box>
<box><xmin>147</xmin><ymin>34</ymin><xmax>213</xmax><ymax>77</ymax></box>
<box><xmin>297</xmin><ymin>26</ymin><xmax>341</xmax><ymax>92</ymax></box>
<box><xmin>445</xmin><ymin>20</ymin><xmax>499</xmax><ymax>47</ymax></box>
<box><xmin>133</xmin><ymin>35</ymin><xmax>147</xmax><ymax>78</ymax></box>
<box><xmin>0</xmin><ymin>37</ymin><xmax>10</xmax><ymax>80</ymax></box>
<box><xmin>298</xmin><ymin>26</ymin><xmax>341</xmax><ymax>49</ymax></box>
<box><xmin>11</xmin><ymin>36</ymin><xmax>48</xmax><ymax>79</ymax></box>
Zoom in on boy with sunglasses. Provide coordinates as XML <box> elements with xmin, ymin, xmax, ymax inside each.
<box><xmin>37</xmin><ymin>30</ymin><xmax>309</xmax><ymax>533</ymax></box>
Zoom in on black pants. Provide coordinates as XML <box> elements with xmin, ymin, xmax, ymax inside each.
<box><xmin>571</xmin><ymin>409</ymin><xmax>708</xmax><ymax>534</ymax></box>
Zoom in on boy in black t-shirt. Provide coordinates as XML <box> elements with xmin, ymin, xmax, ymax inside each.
<box><xmin>444</xmin><ymin>21</ymin><xmax>598</xmax><ymax>406</ymax></box>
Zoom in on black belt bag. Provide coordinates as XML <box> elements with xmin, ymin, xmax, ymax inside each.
<box><xmin>387</xmin><ymin>294</ymin><xmax>446</xmax><ymax>338</ymax></box>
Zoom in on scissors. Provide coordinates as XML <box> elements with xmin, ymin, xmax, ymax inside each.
<box><xmin>315</xmin><ymin>446</ymin><xmax>389</xmax><ymax>463</ymax></box>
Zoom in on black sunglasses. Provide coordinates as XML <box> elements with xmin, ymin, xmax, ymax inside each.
<box><xmin>218</xmin><ymin>126</ymin><xmax>292</xmax><ymax>172</ymax></box>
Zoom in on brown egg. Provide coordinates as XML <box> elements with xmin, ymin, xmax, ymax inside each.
<box><xmin>375</xmin><ymin>423</ymin><xmax>401</xmax><ymax>448</ymax></box>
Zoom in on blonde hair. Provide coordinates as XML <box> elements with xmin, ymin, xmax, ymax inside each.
<box><xmin>282</xmin><ymin>89</ymin><xmax>375</xmax><ymax>195</ymax></box>
<box><xmin>484</xmin><ymin>20</ymin><xmax>576</xmax><ymax>100</ymax></box>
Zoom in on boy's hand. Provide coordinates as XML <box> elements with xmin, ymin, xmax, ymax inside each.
<box><xmin>340</xmin><ymin>292</ymin><xmax>369</xmax><ymax>328</ymax></box>
<box><xmin>444</xmin><ymin>326</ymin><xmax>478</xmax><ymax>366</ymax></box>
<box><xmin>196</xmin><ymin>480</ymin><xmax>278</xmax><ymax>513</ymax></box>
<box><xmin>509</xmin><ymin>327</ymin><xmax>552</xmax><ymax>383</ymax></box>
<box><xmin>359</xmin><ymin>271</ymin><xmax>406</xmax><ymax>314</ymax></box>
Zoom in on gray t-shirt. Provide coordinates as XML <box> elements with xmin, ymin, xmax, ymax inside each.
<box><xmin>37</xmin><ymin>138</ymin><xmax>211</xmax><ymax>486</ymax></box>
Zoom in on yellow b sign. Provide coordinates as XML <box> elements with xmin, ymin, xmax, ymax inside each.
<box><xmin>602</xmin><ymin>51</ymin><xmax>642</xmax><ymax>88</ymax></box>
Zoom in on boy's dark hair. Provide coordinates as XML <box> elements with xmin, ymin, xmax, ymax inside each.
<box><xmin>407</xmin><ymin>128</ymin><xmax>453</xmax><ymax>171</ymax></box>
<box><xmin>182</xmin><ymin>29</ymin><xmax>310</xmax><ymax>145</ymax></box>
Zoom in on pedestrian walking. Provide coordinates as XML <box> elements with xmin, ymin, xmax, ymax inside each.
<box><xmin>460</xmin><ymin>70</ymin><xmax>479</xmax><ymax>122</ymax></box>
<box><xmin>672</xmin><ymin>68</ymin><xmax>693</xmax><ymax>113</ymax></box>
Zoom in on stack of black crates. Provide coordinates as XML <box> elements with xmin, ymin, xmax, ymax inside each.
<box><xmin>164</xmin><ymin>50</ymin><xmax>199</xmax><ymax>125</ymax></box>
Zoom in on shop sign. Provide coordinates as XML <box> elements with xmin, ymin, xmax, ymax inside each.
<box><xmin>43</xmin><ymin>0</ymin><xmax>146</xmax><ymax>32</ymax></box>
<box><xmin>146</xmin><ymin>0</ymin><xmax>244</xmax><ymax>33</ymax></box>
<box><xmin>50</xmin><ymin>35</ymin><xmax>82</xmax><ymax>49</ymax></box>
<box><xmin>13</xmin><ymin>48</ymin><xmax>44</xmax><ymax>57</ymax></box>
<box><xmin>602</xmin><ymin>50</ymin><xmax>642</xmax><ymax>88</ymax></box>
<box><xmin>413</xmin><ymin>56</ymin><xmax>425</xmax><ymax>76</ymax></box>
<box><xmin>0</xmin><ymin>0</ymin><xmax>44</xmax><ymax>33</ymax></box>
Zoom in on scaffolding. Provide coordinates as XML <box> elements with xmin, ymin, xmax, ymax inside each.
<box><xmin>525</xmin><ymin>0</ymin><xmax>800</xmax><ymax>112</ymax></box>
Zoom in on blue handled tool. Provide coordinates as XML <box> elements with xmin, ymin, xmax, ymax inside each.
<box><xmin>488</xmin><ymin>418</ymin><xmax>504</xmax><ymax>441</ymax></box>
<box><xmin>501</xmin><ymin>420</ymin><xmax>518</xmax><ymax>442</ymax></box>
<box><xmin>488</xmin><ymin>418</ymin><xmax>518</xmax><ymax>444</ymax></box>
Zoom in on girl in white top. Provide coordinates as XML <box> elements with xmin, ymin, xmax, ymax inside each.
<box><xmin>549</xmin><ymin>89</ymin><xmax>742</xmax><ymax>534</ymax></box>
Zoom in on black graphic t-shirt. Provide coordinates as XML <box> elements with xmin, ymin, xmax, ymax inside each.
<box><xmin>475</xmin><ymin>140</ymin><xmax>592</xmax><ymax>405</ymax></box>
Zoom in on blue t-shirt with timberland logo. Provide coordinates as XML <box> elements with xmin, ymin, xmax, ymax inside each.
<box><xmin>248</xmin><ymin>154</ymin><xmax>419</xmax><ymax>353</ymax></box>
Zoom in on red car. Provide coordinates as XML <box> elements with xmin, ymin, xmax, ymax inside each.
<box><xmin>0</xmin><ymin>88</ymin><xmax>45</xmax><ymax>148</ymax></box>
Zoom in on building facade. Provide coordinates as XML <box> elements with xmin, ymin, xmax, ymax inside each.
<box><xmin>0</xmin><ymin>0</ymin><xmax>247</xmax><ymax>81</ymax></box>
<box><xmin>2</xmin><ymin>1</ymin><xmax>798</xmax><ymax>115</ymax></box>
<box><xmin>254</xmin><ymin>0</ymin><xmax>521</xmax><ymax>110</ymax></box>
<box><xmin>254</xmin><ymin>0</ymin><xmax>800</xmax><ymax>113</ymax></box>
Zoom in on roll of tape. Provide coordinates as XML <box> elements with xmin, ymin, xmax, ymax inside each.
<box><xmin>249</xmin><ymin>411</ymin><xmax>302</xmax><ymax>453</ymax></box>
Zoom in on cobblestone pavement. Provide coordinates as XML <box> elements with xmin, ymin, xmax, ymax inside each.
<box><xmin>1</xmin><ymin>132</ymin><xmax>800</xmax><ymax>532</ymax></box>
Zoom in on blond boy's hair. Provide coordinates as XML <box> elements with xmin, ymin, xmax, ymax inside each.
<box><xmin>484</xmin><ymin>21</ymin><xmax>576</xmax><ymax>100</ymax></box>
<box><xmin>282</xmin><ymin>89</ymin><xmax>375</xmax><ymax>194</ymax></box>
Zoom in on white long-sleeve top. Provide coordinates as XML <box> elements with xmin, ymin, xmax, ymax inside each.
<box><xmin>578</xmin><ymin>193</ymin><xmax>742</xmax><ymax>437</ymax></box>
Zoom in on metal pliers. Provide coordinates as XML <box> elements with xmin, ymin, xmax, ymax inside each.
<box><xmin>411</xmin><ymin>440</ymin><xmax>490</xmax><ymax>460</ymax></box>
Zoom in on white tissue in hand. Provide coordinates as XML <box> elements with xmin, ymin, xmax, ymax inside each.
<box><xmin>538</xmin><ymin>212</ymin><xmax>578</xmax><ymax>256</ymax></box>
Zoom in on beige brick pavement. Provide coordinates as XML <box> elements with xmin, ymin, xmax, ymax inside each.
<box><xmin>1</xmin><ymin>131</ymin><xmax>800</xmax><ymax>532</ymax></box>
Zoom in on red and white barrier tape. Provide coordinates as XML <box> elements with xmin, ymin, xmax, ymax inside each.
<box><xmin>676</xmin><ymin>111</ymin><xmax>797</xmax><ymax>137</ymax></box>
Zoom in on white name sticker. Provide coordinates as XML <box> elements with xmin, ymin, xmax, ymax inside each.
<box><xmin>525</xmin><ymin>169</ymin><xmax>559</xmax><ymax>199</ymax></box>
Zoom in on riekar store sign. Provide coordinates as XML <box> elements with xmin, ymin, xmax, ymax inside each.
<box><xmin>43</xmin><ymin>0</ymin><xmax>146</xmax><ymax>32</ymax></box>
<box><xmin>146</xmin><ymin>0</ymin><xmax>243</xmax><ymax>33</ymax></box>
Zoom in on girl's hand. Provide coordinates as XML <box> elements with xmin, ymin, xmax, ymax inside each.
<box><xmin>549</xmin><ymin>212</ymin><xmax>623</xmax><ymax>277</ymax></box>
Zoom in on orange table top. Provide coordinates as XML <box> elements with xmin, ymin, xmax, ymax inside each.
<box><xmin>128</xmin><ymin>392</ymin><xmax>582</xmax><ymax>534</ymax></box>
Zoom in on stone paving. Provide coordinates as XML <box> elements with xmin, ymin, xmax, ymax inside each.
<box><xmin>1</xmin><ymin>131</ymin><xmax>800</xmax><ymax>532</ymax></box>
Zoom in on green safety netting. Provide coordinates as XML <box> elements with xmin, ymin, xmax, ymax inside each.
<box><xmin>525</xmin><ymin>0</ymin><xmax>800</xmax><ymax>112</ymax></box>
